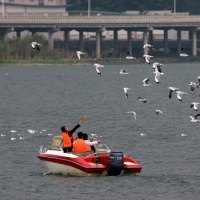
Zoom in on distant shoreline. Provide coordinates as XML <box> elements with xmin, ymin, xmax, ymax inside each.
<box><xmin>0</xmin><ymin>57</ymin><xmax>199</xmax><ymax>66</ymax></box>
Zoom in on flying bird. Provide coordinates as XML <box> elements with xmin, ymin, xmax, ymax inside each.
<box><xmin>126</xmin><ymin>111</ymin><xmax>137</xmax><ymax>120</ymax></box>
<box><xmin>138</xmin><ymin>97</ymin><xmax>147</xmax><ymax>103</ymax></box>
<box><xmin>123</xmin><ymin>87</ymin><xmax>132</xmax><ymax>98</ymax></box>
<box><xmin>196</xmin><ymin>76</ymin><xmax>200</xmax><ymax>85</ymax></box>
<box><xmin>175</xmin><ymin>90</ymin><xmax>187</xmax><ymax>101</ymax></box>
<box><xmin>152</xmin><ymin>62</ymin><xmax>164</xmax><ymax>73</ymax></box>
<box><xmin>190</xmin><ymin>102</ymin><xmax>200</xmax><ymax>111</ymax></box>
<box><xmin>1</xmin><ymin>134</ymin><xmax>6</xmax><ymax>137</ymax></box>
<box><xmin>180</xmin><ymin>48</ymin><xmax>189</xmax><ymax>57</ymax></box>
<box><xmin>190</xmin><ymin>114</ymin><xmax>200</xmax><ymax>122</ymax></box>
<box><xmin>155</xmin><ymin>110</ymin><xmax>163</xmax><ymax>116</ymax></box>
<box><xmin>188</xmin><ymin>82</ymin><xmax>199</xmax><ymax>91</ymax></box>
<box><xmin>94</xmin><ymin>63</ymin><xmax>104</xmax><ymax>76</ymax></box>
<box><xmin>76</xmin><ymin>51</ymin><xmax>85</xmax><ymax>60</ymax></box>
<box><xmin>143</xmin><ymin>44</ymin><xmax>153</xmax><ymax>49</ymax></box>
<box><xmin>143</xmin><ymin>54</ymin><xmax>153</xmax><ymax>65</ymax></box>
<box><xmin>153</xmin><ymin>69</ymin><xmax>164</xmax><ymax>84</ymax></box>
<box><xmin>31</xmin><ymin>42</ymin><xmax>42</xmax><ymax>52</ymax></box>
<box><xmin>168</xmin><ymin>87</ymin><xmax>179</xmax><ymax>99</ymax></box>
<box><xmin>143</xmin><ymin>78</ymin><xmax>152</xmax><ymax>86</ymax></box>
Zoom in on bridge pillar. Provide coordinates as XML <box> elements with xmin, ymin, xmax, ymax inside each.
<box><xmin>177</xmin><ymin>30</ymin><xmax>181</xmax><ymax>55</ymax></box>
<box><xmin>149</xmin><ymin>30</ymin><xmax>154</xmax><ymax>54</ymax></box>
<box><xmin>127</xmin><ymin>30</ymin><xmax>132</xmax><ymax>55</ymax></box>
<box><xmin>79</xmin><ymin>30</ymin><xmax>84</xmax><ymax>52</ymax></box>
<box><xmin>96</xmin><ymin>31</ymin><xmax>101</xmax><ymax>59</ymax></box>
<box><xmin>113</xmin><ymin>30</ymin><xmax>118</xmax><ymax>56</ymax></box>
<box><xmin>48</xmin><ymin>30</ymin><xmax>54</xmax><ymax>48</ymax></box>
<box><xmin>149</xmin><ymin>30</ymin><xmax>153</xmax><ymax>43</ymax></box>
<box><xmin>143</xmin><ymin>30</ymin><xmax>148</xmax><ymax>55</ymax></box>
<box><xmin>16</xmin><ymin>31</ymin><xmax>21</xmax><ymax>38</ymax></box>
<box><xmin>64</xmin><ymin>30</ymin><xmax>69</xmax><ymax>51</ymax></box>
<box><xmin>164</xmin><ymin>29</ymin><xmax>169</xmax><ymax>53</ymax></box>
<box><xmin>48</xmin><ymin>26</ymin><xmax>60</xmax><ymax>48</ymax></box>
<box><xmin>192</xmin><ymin>29</ymin><xmax>197</xmax><ymax>56</ymax></box>
<box><xmin>0</xmin><ymin>30</ymin><xmax>7</xmax><ymax>39</ymax></box>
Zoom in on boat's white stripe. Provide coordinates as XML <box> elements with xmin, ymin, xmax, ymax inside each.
<box><xmin>124</xmin><ymin>162</ymin><xmax>138</xmax><ymax>165</ymax></box>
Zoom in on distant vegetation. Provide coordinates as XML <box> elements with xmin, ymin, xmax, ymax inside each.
<box><xmin>68</xmin><ymin>0</ymin><xmax>200</xmax><ymax>15</ymax></box>
<box><xmin>0</xmin><ymin>34</ymin><xmax>91</xmax><ymax>64</ymax></box>
<box><xmin>0</xmin><ymin>34</ymin><xmax>69</xmax><ymax>62</ymax></box>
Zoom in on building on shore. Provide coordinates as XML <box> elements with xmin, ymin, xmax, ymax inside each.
<box><xmin>0</xmin><ymin>0</ymin><xmax>66</xmax><ymax>13</ymax></box>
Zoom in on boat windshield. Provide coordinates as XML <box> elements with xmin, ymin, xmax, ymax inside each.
<box><xmin>48</xmin><ymin>136</ymin><xmax>63</xmax><ymax>151</ymax></box>
<box><xmin>94</xmin><ymin>143</ymin><xmax>110</xmax><ymax>154</ymax></box>
<box><xmin>47</xmin><ymin>136</ymin><xmax>111</xmax><ymax>154</ymax></box>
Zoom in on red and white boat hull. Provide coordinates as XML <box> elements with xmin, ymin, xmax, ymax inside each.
<box><xmin>37</xmin><ymin>137</ymin><xmax>142</xmax><ymax>176</ymax></box>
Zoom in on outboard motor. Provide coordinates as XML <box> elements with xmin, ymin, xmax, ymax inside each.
<box><xmin>108</xmin><ymin>151</ymin><xmax>124</xmax><ymax>176</ymax></box>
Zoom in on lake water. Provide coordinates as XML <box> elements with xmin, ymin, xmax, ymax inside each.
<box><xmin>0</xmin><ymin>62</ymin><xmax>200</xmax><ymax>200</ymax></box>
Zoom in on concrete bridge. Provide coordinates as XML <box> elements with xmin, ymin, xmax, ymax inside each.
<box><xmin>1</xmin><ymin>13</ymin><xmax>200</xmax><ymax>58</ymax></box>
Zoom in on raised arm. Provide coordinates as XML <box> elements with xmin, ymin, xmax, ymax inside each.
<box><xmin>79</xmin><ymin>116</ymin><xmax>86</xmax><ymax>125</ymax></box>
<box><xmin>68</xmin><ymin>116</ymin><xmax>86</xmax><ymax>136</ymax></box>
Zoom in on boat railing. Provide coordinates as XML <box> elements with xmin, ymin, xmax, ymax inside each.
<box><xmin>39</xmin><ymin>145</ymin><xmax>48</xmax><ymax>153</ymax></box>
<box><xmin>86</xmin><ymin>152</ymin><xmax>98</xmax><ymax>157</ymax></box>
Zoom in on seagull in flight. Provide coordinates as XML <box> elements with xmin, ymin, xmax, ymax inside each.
<box><xmin>143</xmin><ymin>54</ymin><xmax>153</xmax><ymax>65</ymax></box>
<box><xmin>76</xmin><ymin>51</ymin><xmax>85</xmax><ymax>60</ymax></box>
<box><xmin>143</xmin><ymin>44</ymin><xmax>153</xmax><ymax>49</ymax></box>
<box><xmin>175</xmin><ymin>90</ymin><xmax>187</xmax><ymax>101</ymax></box>
<box><xmin>155</xmin><ymin>110</ymin><xmax>163</xmax><ymax>116</ymax></box>
<box><xmin>196</xmin><ymin>76</ymin><xmax>200</xmax><ymax>85</ymax></box>
<box><xmin>143</xmin><ymin>78</ymin><xmax>152</xmax><ymax>86</ymax></box>
<box><xmin>168</xmin><ymin>87</ymin><xmax>179</xmax><ymax>99</ymax></box>
<box><xmin>190</xmin><ymin>102</ymin><xmax>200</xmax><ymax>111</ymax></box>
<box><xmin>138</xmin><ymin>97</ymin><xmax>147</xmax><ymax>103</ymax></box>
<box><xmin>31</xmin><ymin>42</ymin><xmax>42</xmax><ymax>52</ymax></box>
<box><xmin>188</xmin><ymin>82</ymin><xmax>199</xmax><ymax>91</ymax></box>
<box><xmin>127</xmin><ymin>111</ymin><xmax>137</xmax><ymax>120</ymax></box>
<box><xmin>123</xmin><ymin>87</ymin><xmax>132</xmax><ymax>98</ymax></box>
<box><xmin>152</xmin><ymin>62</ymin><xmax>164</xmax><ymax>73</ymax></box>
<box><xmin>190</xmin><ymin>114</ymin><xmax>200</xmax><ymax>122</ymax></box>
<box><xmin>94</xmin><ymin>63</ymin><xmax>104</xmax><ymax>76</ymax></box>
<box><xmin>153</xmin><ymin>69</ymin><xmax>164</xmax><ymax>84</ymax></box>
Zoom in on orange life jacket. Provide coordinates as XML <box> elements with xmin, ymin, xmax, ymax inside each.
<box><xmin>62</xmin><ymin>132</ymin><xmax>71</xmax><ymax>148</ymax></box>
<box><xmin>85</xmin><ymin>140</ymin><xmax>92</xmax><ymax>151</ymax></box>
<box><xmin>70</xmin><ymin>134</ymin><xmax>75</xmax><ymax>145</ymax></box>
<box><xmin>73</xmin><ymin>139</ymin><xmax>87</xmax><ymax>153</ymax></box>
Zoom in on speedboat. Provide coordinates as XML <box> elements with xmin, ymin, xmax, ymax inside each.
<box><xmin>119</xmin><ymin>69</ymin><xmax>129</xmax><ymax>75</ymax></box>
<box><xmin>37</xmin><ymin>136</ymin><xmax>142</xmax><ymax>176</ymax></box>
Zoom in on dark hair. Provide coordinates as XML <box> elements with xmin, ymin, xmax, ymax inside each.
<box><xmin>83</xmin><ymin>133</ymin><xmax>88</xmax><ymax>140</ymax></box>
<box><xmin>77</xmin><ymin>132</ymin><xmax>83</xmax><ymax>139</ymax></box>
<box><xmin>61</xmin><ymin>126</ymin><xmax>65</xmax><ymax>132</ymax></box>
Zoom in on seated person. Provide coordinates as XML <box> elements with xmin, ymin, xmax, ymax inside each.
<box><xmin>83</xmin><ymin>133</ymin><xmax>96</xmax><ymax>152</ymax></box>
<box><xmin>73</xmin><ymin>132</ymin><xmax>100</xmax><ymax>153</ymax></box>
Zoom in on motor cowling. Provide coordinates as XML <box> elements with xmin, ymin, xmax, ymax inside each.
<box><xmin>108</xmin><ymin>151</ymin><xmax>124</xmax><ymax>176</ymax></box>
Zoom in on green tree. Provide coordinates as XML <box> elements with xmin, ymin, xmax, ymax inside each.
<box><xmin>67</xmin><ymin>0</ymin><xmax>200</xmax><ymax>14</ymax></box>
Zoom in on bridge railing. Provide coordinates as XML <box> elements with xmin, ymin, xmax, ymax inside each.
<box><xmin>0</xmin><ymin>14</ymin><xmax>200</xmax><ymax>24</ymax></box>
<box><xmin>0</xmin><ymin>13</ymin><xmax>200</xmax><ymax>20</ymax></box>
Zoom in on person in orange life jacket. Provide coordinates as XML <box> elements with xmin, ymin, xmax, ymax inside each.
<box><xmin>73</xmin><ymin>132</ymin><xmax>101</xmax><ymax>153</ymax></box>
<box><xmin>61</xmin><ymin>116</ymin><xmax>86</xmax><ymax>153</ymax></box>
<box><xmin>83</xmin><ymin>133</ymin><xmax>95</xmax><ymax>152</ymax></box>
